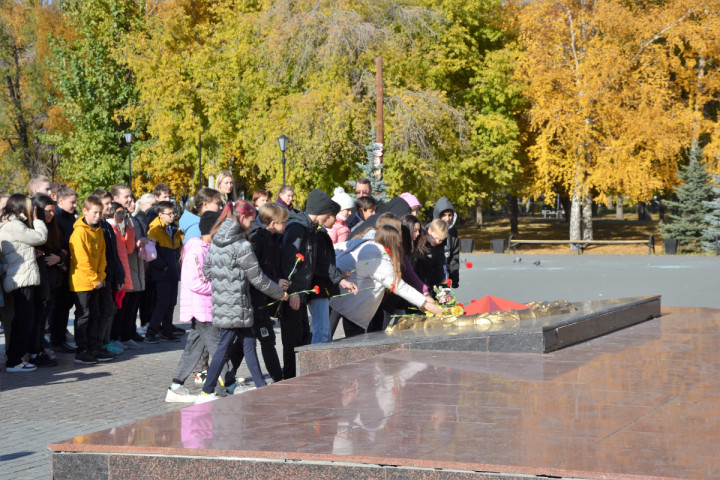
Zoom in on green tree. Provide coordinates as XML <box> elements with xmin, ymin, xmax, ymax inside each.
<box><xmin>660</xmin><ymin>142</ymin><xmax>714</xmax><ymax>252</ymax></box>
<box><xmin>702</xmin><ymin>174</ymin><xmax>720</xmax><ymax>252</ymax></box>
<box><xmin>47</xmin><ymin>0</ymin><xmax>142</xmax><ymax>198</ymax></box>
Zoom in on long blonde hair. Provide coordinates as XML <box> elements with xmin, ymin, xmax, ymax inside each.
<box><xmin>215</xmin><ymin>170</ymin><xmax>236</xmax><ymax>203</ymax></box>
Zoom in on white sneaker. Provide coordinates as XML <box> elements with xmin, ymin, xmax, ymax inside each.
<box><xmin>6</xmin><ymin>362</ymin><xmax>37</xmax><ymax>372</ymax></box>
<box><xmin>165</xmin><ymin>384</ymin><xmax>197</xmax><ymax>403</ymax></box>
<box><xmin>137</xmin><ymin>325</ymin><xmax>147</xmax><ymax>335</ymax></box>
<box><xmin>194</xmin><ymin>371</ymin><xmax>207</xmax><ymax>386</ymax></box>
<box><xmin>232</xmin><ymin>385</ymin><xmax>257</xmax><ymax>395</ymax></box>
<box><xmin>122</xmin><ymin>339</ymin><xmax>142</xmax><ymax>350</ymax></box>
<box><xmin>194</xmin><ymin>392</ymin><xmax>219</xmax><ymax>404</ymax></box>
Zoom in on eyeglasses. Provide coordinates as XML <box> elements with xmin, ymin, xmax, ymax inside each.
<box><xmin>160</xmin><ymin>211</ymin><xmax>176</xmax><ymax>217</ymax></box>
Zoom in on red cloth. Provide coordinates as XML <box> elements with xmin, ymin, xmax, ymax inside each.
<box><xmin>113</xmin><ymin>289</ymin><xmax>126</xmax><ymax>310</ymax></box>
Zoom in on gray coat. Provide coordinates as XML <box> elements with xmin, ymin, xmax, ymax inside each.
<box><xmin>204</xmin><ymin>218</ymin><xmax>285</xmax><ymax>329</ymax></box>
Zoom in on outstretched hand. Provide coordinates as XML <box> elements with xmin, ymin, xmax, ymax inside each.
<box><xmin>279</xmin><ymin>279</ymin><xmax>290</xmax><ymax>290</ymax></box>
<box><xmin>423</xmin><ymin>300</ymin><xmax>443</xmax><ymax>316</ymax></box>
<box><xmin>339</xmin><ymin>279</ymin><xmax>358</xmax><ymax>294</ymax></box>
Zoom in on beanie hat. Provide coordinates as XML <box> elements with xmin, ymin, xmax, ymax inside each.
<box><xmin>332</xmin><ymin>187</ymin><xmax>355</xmax><ymax>211</ymax></box>
<box><xmin>199</xmin><ymin>211</ymin><xmax>220</xmax><ymax>235</ymax></box>
<box><xmin>305</xmin><ymin>189</ymin><xmax>335</xmax><ymax>215</ymax></box>
<box><xmin>400</xmin><ymin>192</ymin><xmax>421</xmax><ymax>209</ymax></box>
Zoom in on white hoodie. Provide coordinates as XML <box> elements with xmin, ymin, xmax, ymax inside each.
<box><xmin>331</xmin><ymin>238</ymin><xmax>425</xmax><ymax>329</ymax></box>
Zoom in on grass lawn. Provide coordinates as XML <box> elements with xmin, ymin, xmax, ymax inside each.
<box><xmin>457</xmin><ymin>211</ymin><xmax>663</xmax><ymax>255</ymax></box>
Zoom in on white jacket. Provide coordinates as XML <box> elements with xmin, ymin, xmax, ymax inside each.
<box><xmin>0</xmin><ymin>215</ymin><xmax>48</xmax><ymax>292</ymax></box>
<box><xmin>330</xmin><ymin>238</ymin><xmax>425</xmax><ymax>329</ymax></box>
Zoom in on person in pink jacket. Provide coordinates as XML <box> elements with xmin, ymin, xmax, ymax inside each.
<box><xmin>328</xmin><ymin>187</ymin><xmax>355</xmax><ymax>244</ymax></box>
<box><xmin>165</xmin><ymin>210</ymin><xmax>225</xmax><ymax>403</ymax></box>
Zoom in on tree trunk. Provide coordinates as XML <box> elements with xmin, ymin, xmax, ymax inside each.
<box><xmin>616</xmin><ymin>195</ymin><xmax>624</xmax><ymax>220</ymax></box>
<box><xmin>560</xmin><ymin>196</ymin><xmax>571</xmax><ymax>223</ymax></box>
<box><xmin>507</xmin><ymin>195</ymin><xmax>519</xmax><ymax>236</ymax></box>
<box><xmin>637</xmin><ymin>201</ymin><xmax>651</xmax><ymax>221</ymax></box>
<box><xmin>569</xmin><ymin>191</ymin><xmax>582</xmax><ymax>251</ymax></box>
<box><xmin>475</xmin><ymin>200</ymin><xmax>483</xmax><ymax>228</ymax></box>
<box><xmin>582</xmin><ymin>193</ymin><xmax>593</xmax><ymax>241</ymax></box>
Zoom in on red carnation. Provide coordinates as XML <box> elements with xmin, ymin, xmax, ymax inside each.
<box><xmin>385</xmin><ymin>248</ymin><xmax>391</xmax><ymax>255</ymax></box>
<box><xmin>313</xmin><ymin>285</ymin><xmax>320</xmax><ymax>294</ymax></box>
<box><xmin>445</xmin><ymin>278</ymin><xmax>452</xmax><ymax>287</ymax></box>
<box><xmin>465</xmin><ymin>262</ymin><xmax>473</xmax><ymax>269</ymax></box>
<box><xmin>296</xmin><ymin>253</ymin><xmax>305</xmax><ymax>262</ymax></box>
<box><xmin>457</xmin><ymin>302</ymin><xmax>463</xmax><ymax>308</ymax></box>
<box><xmin>389</xmin><ymin>284</ymin><xmax>396</xmax><ymax>293</ymax></box>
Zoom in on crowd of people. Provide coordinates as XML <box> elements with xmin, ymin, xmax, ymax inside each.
<box><xmin>0</xmin><ymin>173</ymin><xmax>462</xmax><ymax>404</ymax></box>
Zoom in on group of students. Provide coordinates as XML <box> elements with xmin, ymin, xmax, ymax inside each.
<box><xmin>0</xmin><ymin>172</ymin><xmax>461</xmax><ymax>407</ymax></box>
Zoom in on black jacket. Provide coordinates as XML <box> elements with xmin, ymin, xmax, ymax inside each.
<box><xmin>415</xmin><ymin>240</ymin><xmax>447</xmax><ymax>294</ymax></box>
<box><xmin>348</xmin><ymin>196</ymin><xmax>411</xmax><ymax>239</ymax></box>
<box><xmin>429</xmin><ymin>197</ymin><xmax>460</xmax><ymax>288</ymax></box>
<box><xmin>55</xmin><ymin>206</ymin><xmax>76</xmax><ymax>252</ymax></box>
<box><xmin>99</xmin><ymin>219</ymin><xmax>125</xmax><ymax>290</ymax></box>
<box><xmin>280</xmin><ymin>211</ymin><xmax>318</xmax><ymax>301</ymax></box>
<box><xmin>311</xmin><ymin>226</ymin><xmax>343</xmax><ymax>299</ymax></box>
<box><xmin>248</xmin><ymin>222</ymin><xmax>282</xmax><ymax>309</ymax></box>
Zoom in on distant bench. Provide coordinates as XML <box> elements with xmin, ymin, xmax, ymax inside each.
<box><xmin>507</xmin><ymin>235</ymin><xmax>655</xmax><ymax>255</ymax></box>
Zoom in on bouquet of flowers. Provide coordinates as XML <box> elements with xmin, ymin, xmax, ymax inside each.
<box><xmin>432</xmin><ymin>285</ymin><xmax>464</xmax><ymax>317</ymax></box>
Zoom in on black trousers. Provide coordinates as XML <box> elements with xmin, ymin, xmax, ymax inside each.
<box><xmin>147</xmin><ymin>281</ymin><xmax>178</xmax><ymax>336</ymax></box>
<box><xmin>111</xmin><ymin>291</ymin><xmax>140</xmax><ymax>342</ymax></box>
<box><xmin>278</xmin><ymin>302</ymin><xmax>311</xmax><ymax>379</ymax></box>
<box><xmin>49</xmin><ymin>281</ymin><xmax>73</xmax><ymax>346</ymax></box>
<box><xmin>7</xmin><ymin>287</ymin><xmax>35</xmax><ymax>366</ymax></box>
<box><xmin>73</xmin><ymin>289</ymin><xmax>101</xmax><ymax>354</ymax></box>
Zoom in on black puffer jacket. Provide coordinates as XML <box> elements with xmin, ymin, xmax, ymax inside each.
<box><xmin>204</xmin><ymin>218</ymin><xmax>285</xmax><ymax>329</ymax></box>
<box><xmin>311</xmin><ymin>226</ymin><xmax>343</xmax><ymax>299</ymax></box>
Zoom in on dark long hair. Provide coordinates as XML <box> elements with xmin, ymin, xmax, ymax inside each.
<box><xmin>1</xmin><ymin>193</ymin><xmax>32</xmax><ymax>227</ymax></box>
<box><xmin>32</xmin><ymin>194</ymin><xmax>60</xmax><ymax>252</ymax></box>
<box><xmin>402</xmin><ymin>214</ymin><xmax>427</xmax><ymax>258</ymax></box>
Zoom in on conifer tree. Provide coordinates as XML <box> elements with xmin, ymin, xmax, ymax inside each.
<box><xmin>659</xmin><ymin>142</ymin><xmax>714</xmax><ymax>252</ymax></box>
<box><xmin>701</xmin><ymin>174</ymin><xmax>720</xmax><ymax>253</ymax></box>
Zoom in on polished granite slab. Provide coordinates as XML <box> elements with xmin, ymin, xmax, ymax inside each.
<box><xmin>50</xmin><ymin>306</ymin><xmax>720</xmax><ymax>479</ymax></box>
<box><xmin>297</xmin><ymin>295</ymin><xmax>660</xmax><ymax>375</ymax></box>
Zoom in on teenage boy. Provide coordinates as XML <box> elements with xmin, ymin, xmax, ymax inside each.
<box><xmin>348</xmin><ymin>195</ymin><xmax>378</xmax><ymax>231</ymax></box>
<box><xmin>279</xmin><ymin>189</ymin><xmax>335</xmax><ymax>378</ymax></box>
<box><xmin>430</xmin><ymin>197</ymin><xmax>460</xmax><ymax>288</ymax></box>
<box><xmin>146</xmin><ymin>183</ymin><xmax>172</xmax><ymax>225</ymax></box>
<box><xmin>49</xmin><ymin>185</ymin><xmax>78</xmax><ymax>352</ymax></box>
<box><xmin>27</xmin><ymin>175</ymin><xmax>52</xmax><ymax>196</ymax></box>
<box><xmin>69</xmin><ymin>196</ymin><xmax>113</xmax><ymax>364</ymax></box>
<box><xmin>145</xmin><ymin>201</ymin><xmax>183</xmax><ymax>343</ymax></box>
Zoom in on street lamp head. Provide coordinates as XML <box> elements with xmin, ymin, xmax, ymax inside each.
<box><xmin>124</xmin><ymin>131</ymin><xmax>133</xmax><ymax>145</ymax></box>
<box><xmin>277</xmin><ymin>134</ymin><xmax>289</xmax><ymax>153</ymax></box>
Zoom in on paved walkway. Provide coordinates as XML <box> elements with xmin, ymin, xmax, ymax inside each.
<box><xmin>1</xmin><ymin>252</ymin><xmax>718</xmax><ymax>478</ymax></box>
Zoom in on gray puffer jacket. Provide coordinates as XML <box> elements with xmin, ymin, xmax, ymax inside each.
<box><xmin>203</xmin><ymin>218</ymin><xmax>285</xmax><ymax>329</ymax></box>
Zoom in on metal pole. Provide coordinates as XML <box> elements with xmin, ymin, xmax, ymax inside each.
<box><xmin>282</xmin><ymin>150</ymin><xmax>286</xmax><ymax>186</ymax></box>
<box><xmin>128</xmin><ymin>143</ymin><xmax>132</xmax><ymax>191</ymax></box>
<box><xmin>376</xmin><ymin>56</ymin><xmax>384</xmax><ymax>162</ymax></box>
<box><xmin>198</xmin><ymin>132</ymin><xmax>202</xmax><ymax>189</ymax></box>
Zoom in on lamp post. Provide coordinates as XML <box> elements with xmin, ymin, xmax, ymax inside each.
<box><xmin>198</xmin><ymin>132</ymin><xmax>202</xmax><ymax>189</ymax></box>
<box><xmin>124</xmin><ymin>131</ymin><xmax>133</xmax><ymax>190</ymax></box>
<box><xmin>277</xmin><ymin>134</ymin><xmax>289</xmax><ymax>186</ymax></box>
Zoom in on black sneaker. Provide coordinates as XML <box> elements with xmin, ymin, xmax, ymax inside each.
<box><xmin>52</xmin><ymin>342</ymin><xmax>77</xmax><ymax>354</ymax></box>
<box><xmin>31</xmin><ymin>352</ymin><xmax>58</xmax><ymax>367</ymax></box>
<box><xmin>144</xmin><ymin>334</ymin><xmax>161</xmax><ymax>344</ymax></box>
<box><xmin>74</xmin><ymin>352</ymin><xmax>98</xmax><ymax>365</ymax></box>
<box><xmin>159</xmin><ymin>332</ymin><xmax>180</xmax><ymax>342</ymax></box>
<box><xmin>131</xmin><ymin>332</ymin><xmax>145</xmax><ymax>343</ymax></box>
<box><xmin>171</xmin><ymin>325</ymin><xmax>185</xmax><ymax>335</ymax></box>
<box><xmin>94</xmin><ymin>351</ymin><xmax>116</xmax><ymax>362</ymax></box>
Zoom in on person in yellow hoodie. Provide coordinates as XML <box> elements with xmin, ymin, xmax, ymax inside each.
<box><xmin>144</xmin><ymin>201</ymin><xmax>183</xmax><ymax>343</ymax></box>
<box><xmin>69</xmin><ymin>195</ymin><xmax>113</xmax><ymax>364</ymax></box>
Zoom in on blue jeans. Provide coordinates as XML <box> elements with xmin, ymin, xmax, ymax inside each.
<box><xmin>309</xmin><ymin>298</ymin><xmax>331</xmax><ymax>343</ymax></box>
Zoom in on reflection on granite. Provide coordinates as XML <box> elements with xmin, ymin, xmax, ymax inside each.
<box><xmin>50</xmin><ymin>306</ymin><xmax>720</xmax><ymax>479</ymax></box>
<box><xmin>297</xmin><ymin>296</ymin><xmax>660</xmax><ymax>375</ymax></box>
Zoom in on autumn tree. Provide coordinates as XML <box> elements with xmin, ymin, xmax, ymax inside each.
<box><xmin>47</xmin><ymin>0</ymin><xmax>143</xmax><ymax>198</ymax></box>
<box><xmin>117</xmin><ymin>0</ymin><xmax>524</xmax><ymax>207</ymax></box>
<box><xmin>0</xmin><ymin>0</ymin><xmax>65</xmax><ymax>190</ymax></box>
<box><xmin>516</xmin><ymin>0</ymin><xmax>717</xmax><ymax>247</ymax></box>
